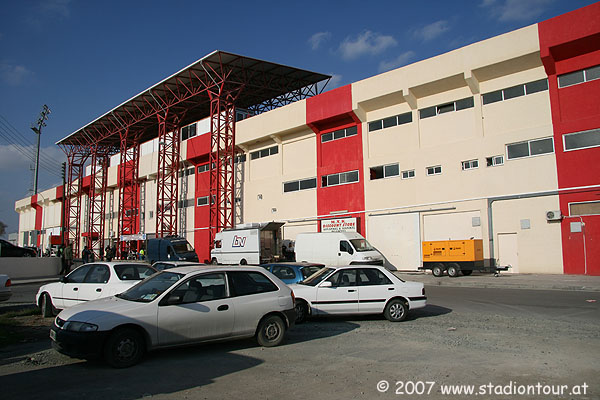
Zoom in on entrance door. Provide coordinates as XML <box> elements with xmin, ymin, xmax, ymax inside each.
<box><xmin>497</xmin><ymin>233</ymin><xmax>518</xmax><ymax>273</ymax></box>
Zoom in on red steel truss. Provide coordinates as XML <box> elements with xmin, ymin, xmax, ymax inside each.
<box><xmin>86</xmin><ymin>147</ymin><xmax>112</xmax><ymax>258</ymax></box>
<box><xmin>63</xmin><ymin>147</ymin><xmax>89</xmax><ymax>257</ymax></box>
<box><xmin>117</xmin><ymin>129</ymin><xmax>141</xmax><ymax>258</ymax></box>
<box><xmin>155</xmin><ymin>112</ymin><xmax>181</xmax><ymax>237</ymax></box>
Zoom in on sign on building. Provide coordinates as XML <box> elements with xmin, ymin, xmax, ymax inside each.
<box><xmin>320</xmin><ymin>217</ymin><xmax>357</xmax><ymax>233</ymax></box>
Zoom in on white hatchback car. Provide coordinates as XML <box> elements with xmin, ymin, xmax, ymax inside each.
<box><xmin>50</xmin><ymin>265</ymin><xmax>296</xmax><ymax>368</ymax></box>
<box><xmin>36</xmin><ymin>262</ymin><xmax>157</xmax><ymax>317</ymax></box>
<box><xmin>290</xmin><ymin>265</ymin><xmax>426</xmax><ymax>322</ymax></box>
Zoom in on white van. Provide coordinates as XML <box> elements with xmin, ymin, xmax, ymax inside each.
<box><xmin>294</xmin><ymin>232</ymin><xmax>384</xmax><ymax>266</ymax></box>
<box><xmin>210</xmin><ymin>222</ymin><xmax>283</xmax><ymax>265</ymax></box>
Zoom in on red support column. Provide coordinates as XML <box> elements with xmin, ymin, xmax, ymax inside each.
<box><xmin>117</xmin><ymin>129</ymin><xmax>141</xmax><ymax>258</ymax></box>
<box><xmin>86</xmin><ymin>147</ymin><xmax>111</xmax><ymax>259</ymax></box>
<box><xmin>155</xmin><ymin>112</ymin><xmax>180</xmax><ymax>238</ymax></box>
<box><xmin>64</xmin><ymin>147</ymin><xmax>89</xmax><ymax>258</ymax></box>
<box><xmin>208</xmin><ymin>93</ymin><xmax>237</xmax><ymax>248</ymax></box>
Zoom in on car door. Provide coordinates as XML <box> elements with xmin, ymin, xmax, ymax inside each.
<box><xmin>59</xmin><ymin>265</ymin><xmax>92</xmax><ymax>308</ymax></box>
<box><xmin>76</xmin><ymin>264</ymin><xmax>111</xmax><ymax>303</ymax></box>
<box><xmin>227</xmin><ymin>271</ymin><xmax>280</xmax><ymax>335</ymax></box>
<box><xmin>357</xmin><ymin>268</ymin><xmax>395</xmax><ymax>313</ymax></box>
<box><xmin>314</xmin><ymin>269</ymin><xmax>359</xmax><ymax>315</ymax></box>
<box><xmin>156</xmin><ymin>272</ymin><xmax>234</xmax><ymax>346</ymax></box>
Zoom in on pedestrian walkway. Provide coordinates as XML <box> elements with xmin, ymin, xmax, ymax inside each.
<box><xmin>395</xmin><ymin>270</ymin><xmax>600</xmax><ymax>292</ymax></box>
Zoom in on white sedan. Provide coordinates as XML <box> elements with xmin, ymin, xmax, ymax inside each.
<box><xmin>290</xmin><ymin>265</ymin><xmax>426</xmax><ymax>322</ymax></box>
<box><xmin>50</xmin><ymin>266</ymin><xmax>296</xmax><ymax>367</ymax></box>
<box><xmin>36</xmin><ymin>261</ymin><xmax>157</xmax><ymax>317</ymax></box>
<box><xmin>0</xmin><ymin>274</ymin><xmax>12</xmax><ymax>302</ymax></box>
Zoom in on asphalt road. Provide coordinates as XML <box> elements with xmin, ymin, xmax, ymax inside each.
<box><xmin>1</xmin><ymin>285</ymin><xmax>598</xmax><ymax>400</ymax></box>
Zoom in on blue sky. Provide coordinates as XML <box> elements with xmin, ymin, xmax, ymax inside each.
<box><xmin>0</xmin><ymin>0</ymin><xmax>595</xmax><ymax>235</ymax></box>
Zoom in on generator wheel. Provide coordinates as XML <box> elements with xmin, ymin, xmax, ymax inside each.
<box><xmin>447</xmin><ymin>263</ymin><xmax>461</xmax><ymax>278</ymax></box>
<box><xmin>432</xmin><ymin>263</ymin><xmax>445</xmax><ymax>277</ymax></box>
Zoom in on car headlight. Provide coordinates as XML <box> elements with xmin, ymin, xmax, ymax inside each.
<box><xmin>63</xmin><ymin>321</ymin><xmax>98</xmax><ymax>332</ymax></box>
<box><xmin>363</xmin><ymin>256</ymin><xmax>373</xmax><ymax>261</ymax></box>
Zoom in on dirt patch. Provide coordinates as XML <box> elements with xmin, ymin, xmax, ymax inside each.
<box><xmin>0</xmin><ymin>306</ymin><xmax>53</xmax><ymax>347</ymax></box>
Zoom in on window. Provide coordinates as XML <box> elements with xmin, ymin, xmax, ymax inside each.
<box><xmin>272</xmin><ymin>266</ymin><xmax>296</xmax><ymax>280</ymax></box>
<box><xmin>461</xmin><ymin>159</ymin><xmax>479</xmax><ymax>171</ymax></box>
<box><xmin>339</xmin><ymin>241</ymin><xmax>354</xmax><ymax>254</ymax></box>
<box><xmin>83</xmin><ymin>265</ymin><xmax>109</xmax><ymax>283</ymax></box>
<box><xmin>558</xmin><ymin>65</ymin><xmax>600</xmax><ymax>88</ymax></box>
<box><xmin>369</xmin><ymin>163</ymin><xmax>399</xmax><ymax>180</ymax></box>
<box><xmin>486</xmin><ymin>155</ymin><xmax>504</xmax><ymax>167</ymax></box>
<box><xmin>321</xmin><ymin>125</ymin><xmax>358</xmax><ymax>143</ymax></box>
<box><xmin>368</xmin><ymin>112</ymin><xmax>412</xmax><ymax>132</ymax></box>
<box><xmin>197</xmin><ymin>163</ymin><xmax>210</xmax><ymax>173</ymax></box>
<box><xmin>197</xmin><ymin>196</ymin><xmax>209</xmax><ymax>206</ymax></box>
<box><xmin>321</xmin><ymin>170</ymin><xmax>359</xmax><ymax>187</ymax></box>
<box><xmin>419</xmin><ymin>97</ymin><xmax>474</xmax><ymax>119</ymax></box>
<box><xmin>227</xmin><ymin>271</ymin><xmax>278</xmax><ymax>296</ymax></box>
<box><xmin>115</xmin><ymin>264</ymin><xmax>156</xmax><ymax>280</ymax></box>
<box><xmin>357</xmin><ymin>268</ymin><xmax>392</xmax><ymax>286</ymax></box>
<box><xmin>402</xmin><ymin>169</ymin><xmax>415</xmax><ymax>179</ymax></box>
<box><xmin>564</xmin><ymin>128</ymin><xmax>600</xmax><ymax>151</ymax></box>
<box><xmin>426</xmin><ymin>165</ymin><xmax>442</xmax><ymax>176</ymax></box>
<box><xmin>326</xmin><ymin>269</ymin><xmax>357</xmax><ymax>287</ymax></box>
<box><xmin>168</xmin><ymin>273</ymin><xmax>227</xmax><ymax>304</ymax></box>
<box><xmin>507</xmin><ymin>137</ymin><xmax>554</xmax><ymax>160</ymax></box>
<box><xmin>250</xmin><ymin>145</ymin><xmax>278</xmax><ymax>160</ymax></box>
<box><xmin>181</xmin><ymin>123</ymin><xmax>197</xmax><ymax>141</ymax></box>
<box><xmin>66</xmin><ymin>265</ymin><xmax>92</xmax><ymax>283</ymax></box>
<box><xmin>482</xmin><ymin>78</ymin><xmax>548</xmax><ymax>105</ymax></box>
<box><xmin>283</xmin><ymin>177</ymin><xmax>317</xmax><ymax>193</ymax></box>
<box><xmin>569</xmin><ymin>201</ymin><xmax>600</xmax><ymax>216</ymax></box>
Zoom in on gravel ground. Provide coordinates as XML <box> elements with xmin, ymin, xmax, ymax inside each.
<box><xmin>0</xmin><ymin>291</ymin><xmax>598</xmax><ymax>400</ymax></box>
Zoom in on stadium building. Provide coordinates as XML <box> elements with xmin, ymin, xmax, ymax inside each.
<box><xmin>14</xmin><ymin>4</ymin><xmax>600</xmax><ymax>275</ymax></box>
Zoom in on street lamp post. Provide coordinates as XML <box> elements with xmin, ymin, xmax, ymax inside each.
<box><xmin>31</xmin><ymin>104</ymin><xmax>51</xmax><ymax>194</ymax></box>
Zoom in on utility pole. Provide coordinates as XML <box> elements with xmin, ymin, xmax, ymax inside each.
<box><xmin>61</xmin><ymin>162</ymin><xmax>66</xmax><ymax>246</ymax></box>
<box><xmin>31</xmin><ymin>104</ymin><xmax>51</xmax><ymax>194</ymax></box>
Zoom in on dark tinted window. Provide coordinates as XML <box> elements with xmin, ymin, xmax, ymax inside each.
<box><xmin>115</xmin><ymin>264</ymin><xmax>155</xmax><ymax>280</ymax></box>
<box><xmin>272</xmin><ymin>266</ymin><xmax>296</xmax><ymax>280</ymax></box>
<box><xmin>321</xmin><ymin>132</ymin><xmax>333</xmax><ymax>142</ymax></box>
<box><xmin>564</xmin><ymin>129</ymin><xmax>600</xmax><ymax>151</ymax></box>
<box><xmin>482</xmin><ymin>90</ymin><xmax>503</xmax><ymax>105</ymax></box>
<box><xmin>525</xmin><ymin>79</ymin><xmax>548</xmax><ymax>94</ymax></box>
<box><xmin>84</xmin><ymin>264</ymin><xmax>110</xmax><ymax>283</ymax></box>
<box><xmin>339</xmin><ymin>241</ymin><xmax>354</xmax><ymax>255</ymax></box>
<box><xmin>507</xmin><ymin>142</ymin><xmax>530</xmax><ymax>159</ymax></box>
<box><xmin>358</xmin><ymin>268</ymin><xmax>393</xmax><ymax>286</ymax></box>
<box><xmin>283</xmin><ymin>181</ymin><xmax>300</xmax><ymax>193</ymax></box>
<box><xmin>384</xmin><ymin>163</ymin><xmax>399</xmax><ymax>177</ymax></box>
<box><xmin>369</xmin><ymin>120</ymin><xmax>383</xmax><ymax>132</ymax></box>
<box><xmin>66</xmin><ymin>265</ymin><xmax>92</xmax><ymax>283</ymax></box>
<box><xmin>587</xmin><ymin>65</ymin><xmax>600</xmax><ymax>81</ymax></box>
<box><xmin>419</xmin><ymin>107</ymin><xmax>436</xmax><ymax>119</ymax></box>
<box><xmin>370</xmin><ymin>166</ymin><xmax>384</xmax><ymax>180</ymax></box>
<box><xmin>346</xmin><ymin>125</ymin><xmax>358</xmax><ymax>136</ymax></box>
<box><xmin>299</xmin><ymin>178</ymin><xmax>317</xmax><ymax>190</ymax></box>
<box><xmin>558</xmin><ymin>70</ymin><xmax>584</xmax><ymax>87</ymax></box>
<box><xmin>437</xmin><ymin>103</ymin><xmax>454</xmax><ymax>114</ymax></box>
<box><xmin>530</xmin><ymin>138</ymin><xmax>553</xmax><ymax>155</ymax></box>
<box><xmin>397</xmin><ymin>112</ymin><xmax>412</xmax><ymax>125</ymax></box>
<box><xmin>227</xmin><ymin>271</ymin><xmax>278</xmax><ymax>296</ymax></box>
<box><xmin>326</xmin><ymin>269</ymin><xmax>357</xmax><ymax>287</ymax></box>
<box><xmin>333</xmin><ymin>129</ymin><xmax>345</xmax><ymax>140</ymax></box>
<box><xmin>383</xmin><ymin>116</ymin><xmax>397</xmax><ymax>128</ymax></box>
<box><xmin>503</xmin><ymin>85</ymin><xmax>525</xmax><ymax>100</ymax></box>
<box><xmin>455</xmin><ymin>97</ymin><xmax>474</xmax><ymax>110</ymax></box>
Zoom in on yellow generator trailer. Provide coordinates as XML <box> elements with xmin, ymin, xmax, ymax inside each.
<box><xmin>421</xmin><ymin>239</ymin><xmax>484</xmax><ymax>277</ymax></box>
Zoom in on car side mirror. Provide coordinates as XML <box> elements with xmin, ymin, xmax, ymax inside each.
<box><xmin>60</xmin><ymin>276</ymin><xmax>68</xmax><ymax>283</ymax></box>
<box><xmin>320</xmin><ymin>281</ymin><xmax>333</xmax><ymax>288</ymax></box>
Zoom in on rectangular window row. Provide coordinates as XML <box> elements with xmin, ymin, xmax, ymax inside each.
<box><xmin>197</xmin><ymin>163</ymin><xmax>214</xmax><ymax>173</ymax></box>
<box><xmin>322</xmin><ymin>170</ymin><xmax>359</xmax><ymax>187</ymax></box>
<box><xmin>419</xmin><ymin>97</ymin><xmax>474</xmax><ymax>119</ymax></box>
<box><xmin>197</xmin><ymin>195</ymin><xmax>216</xmax><ymax>207</ymax></box>
<box><xmin>563</xmin><ymin>128</ymin><xmax>600</xmax><ymax>152</ymax></box>
<box><xmin>368</xmin><ymin>112</ymin><xmax>412</xmax><ymax>132</ymax></box>
<box><xmin>461</xmin><ymin>159</ymin><xmax>478</xmax><ymax>170</ymax></box>
<box><xmin>482</xmin><ymin>78</ymin><xmax>548</xmax><ymax>105</ymax></box>
<box><xmin>558</xmin><ymin>65</ymin><xmax>600</xmax><ymax>88</ymax></box>
<box><xmin>250</xmin><ymin>145</ymin><xmax>278</xmax><ymax>160</ymax></box>
<box><xmin>321</xmin><ymin>125</ymin><xmax>358</xmax><ymax>143</ymax></box>
<box><xmin>181</xmin><ymin>123</ymin><xmax>197</xmax><ymax>141</ymax></box>
<box><xmin>507</xmin><ymin>137</ymin><xmax>554</xmax><ymax>160</ymax></box>
<box><xmin>283</xmin><ymin>177</ymin><xmax>317</xmax><ymax>193</ymax></box>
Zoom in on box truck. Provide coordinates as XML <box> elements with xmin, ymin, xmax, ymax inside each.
<box><xmin>210</xmin><ymin>222</ymin><xmax>284</xmax><ymax>265</ymax></box>
<box><xmin>146</xmin><ymin>236</ymin><xmax>199</xmax><ymax>264</ymax></box>
<box><xmin>294</xmin><ymin>232</ymin><xmax>384</xmax><ymax>266</ymax></box>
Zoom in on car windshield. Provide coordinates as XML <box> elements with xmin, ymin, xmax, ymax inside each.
<box><xmin>299</xmin><ymin>267</ymin><xmax>335</xmax><ymax>286</ymax></box>
<box><xmin>350</xmin><ymin>239</ymin><xmax>375</xmax><ymax>252</ymax></box>
<box><xmin>172</xmin><ymin>241</ymin><xmax>194</xmax><ymax>253</ymax></box>
<box><xmin>117</xmin><ymin>271</ymin><xmax>184</xmax><ymax>302</ymax></box>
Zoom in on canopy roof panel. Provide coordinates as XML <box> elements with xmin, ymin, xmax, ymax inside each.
<box><xmin>57</xmin><ymin>50</ymin><xmax>331</xmax><ymax>148</ymax></box>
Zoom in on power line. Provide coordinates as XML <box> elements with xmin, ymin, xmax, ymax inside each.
<box><xmin>0</xmin><ymin>131</ymin><xmax>62</xmax><ymax>176</ymax></box>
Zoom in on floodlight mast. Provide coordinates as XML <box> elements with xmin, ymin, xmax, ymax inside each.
<box><xmin>30</xmin><ymin>104</ymin><xmax>51</xmax><ymax>194</ymax></box>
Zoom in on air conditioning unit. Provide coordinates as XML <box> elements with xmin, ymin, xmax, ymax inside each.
<box><xmin>546</xmin><ymin>210</ymin><xmax>562</xmax><ymax>221</ymax></box>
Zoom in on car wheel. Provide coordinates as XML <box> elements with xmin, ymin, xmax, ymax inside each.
<box><xmin>384</xmin><ymin>299</ymin><xmax>408</xmax><ymax>322</ymax></box>
<box><xmin>462</xmin><ymin>269</ymin><xmax>473</xmax><ymax>276</ymax></box>
<box><xmin>295</xmin><ymin>300</ymin><xmax>308</xmax><ymax>324</ymax></box>
<box><xmin>432</xmin><ymin>263</ymin><xmax>444</xmax><ymax>277</ymax></box>
<box><xmin>447</xmin><ymin>263</ymin><xmax>460</xmax><ymax>278</ymax></box>
<box><xmin>240</xmin><ymin>259</ymin><xmax>247</xmax><ymax>265</ymax></box>
<box><xmin>256</xmin><ymin>315</ymin><xmax>285</xmax><ymax>347</ymax></box>
<box><xmin>103</xmin><ymin>328</ymin><xmax>145</xmax><ymax>368</ymax></box>
<box><xmin>41</xmin><ymin>293</ymin><xmax>54</xmax><ymax>318</ymax></box>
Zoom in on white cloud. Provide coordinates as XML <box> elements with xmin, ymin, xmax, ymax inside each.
<box><xmin>338</xmin><ymin>31</ymin><xmax>397</xmax><ymax>60</ymax></box>
<box><xmin>0</xmin><ymin>144</ymin><xmax>34</xmax><ymax>171</ymax></box>
<box><xmin>0</xmin><ymin>62</ymin><xmax>34</xmax><ymax>86</ymax></box>
<box><xmin>378</xmin><ymin>51</ymin><xmax>416</xmax><ymax>72</ymax></box>
<box><xmin>308</xmin><ymin>32</ymin><xmax>331</xmax><ymax>50</ymax></box>
<box><xmin>327</xmin><ymin>74</ymin><xmax>343</xmax><ymax>89</ymax></box>
<box><xmin>481</xmin><ymin>0</ymin><xmax>556</xmax><ymax>22</ymax></box>
<box><xmin>413</xmin><ymin>20</ymin><xmax>450</xmax><ymax>42</ymax></box>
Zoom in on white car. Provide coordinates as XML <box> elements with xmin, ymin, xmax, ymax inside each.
<box><xmin>50</xmin><ymin>265</ymin><xmax>296</xmax><ymax>368</ymax></box>
<box><xmin>0</xmin><ymin>274</ymin><xmax>12</xmax><ymax>302</ymax></box>
<box><xmin>36</xmin><ymin>261</ymin><xmax>157</xmax><ymax>317</ymax></box>
<box><xmin>290</xmin><ymin>265</ymin><xmax>426</xmax><ymax>322</ymax></box>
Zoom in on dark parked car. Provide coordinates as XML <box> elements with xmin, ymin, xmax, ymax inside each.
<box><xmin>262</xmin><ymin>262</ymin><xmax>324</xmax><ymax>284</ymax></box>
<box><xmin>0</xmin><ymin>239</ymin><xmax>36</xmax><ymax>257</ymax></box>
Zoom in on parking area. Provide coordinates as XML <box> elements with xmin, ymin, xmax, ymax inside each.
<box><xmin>0</xmin><ymin>285</ymin><xmax>598</xmax><ymax>399</ymax></box>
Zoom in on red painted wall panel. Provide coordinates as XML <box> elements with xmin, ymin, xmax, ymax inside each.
<box><xmin>539</xmin><ymin>2</ymin><xmax>600</xmax><ymax>275</ymax></box>
<box><xmin>30</xmin><ymin>194</ymin><xmax>43</xmax><ymax>246</ymax></box>
<box><xmin>306</xmin><ymin>85</ymin><xmax>354</xmax><ymax>128</ymax></box>
<box><xmin>186</xmin><ymin>133</ymin><xmax>211</xmax><ymax>163</ymax></box>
